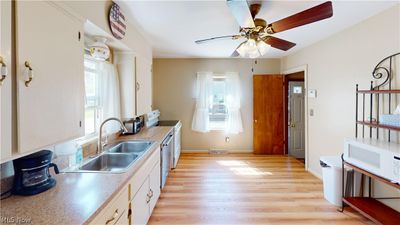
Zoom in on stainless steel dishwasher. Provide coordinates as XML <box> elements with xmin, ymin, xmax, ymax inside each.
<box><xmin>160</xmin><ymin>132</ymin><xmax>173</xmax><ymax>189</ymax></box>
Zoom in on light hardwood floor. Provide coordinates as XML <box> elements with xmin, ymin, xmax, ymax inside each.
<box><xmin>148</xmin><ymin>153</ymin><xmax>371</xmax><ymax>225</ymax></box>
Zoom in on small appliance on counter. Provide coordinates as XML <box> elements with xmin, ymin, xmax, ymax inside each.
<box><xmin>123</xmin><ymin>116</ymin><xmax>144</xmax><ymax>135</ymax></box>
<box><xmin>12</xmin><ymin>150</ymin><xmax>59</xmax><ymax>196</ymax></box>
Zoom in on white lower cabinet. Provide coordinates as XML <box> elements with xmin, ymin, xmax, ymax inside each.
<box><xmin>90</xmin><ymin>186</ymin><xmax>129</xmax><ymax>225</ymax></box>
<box><xmin>131</xmin><ymin>178</ymin><xmax>150</xmax><ymax>225</ymax></box>
<box><xmin>130</xmin><ymin>147</ymin><xmax>161</xmax><ymax>225</ymax></box>
<box><xmin>90</xmin><ymin>147</ymin><xmax>161</xmax><ymax>225</ymax></box>
<box><xmin>148</xmin><ymin>162</ymin><xmax>161</xmax><ymax>212</ymax></box>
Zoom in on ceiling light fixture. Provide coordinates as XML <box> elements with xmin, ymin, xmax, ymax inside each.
<box><xmin>236</xmin><ymin>39</ymin><xmax>271</xmax><ymax>58</ymax></box>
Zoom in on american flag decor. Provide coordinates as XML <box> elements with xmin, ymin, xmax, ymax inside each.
<box><xmin>109</xmin><ymin>2</ymin><xmax>126</xmax><ymax>40</ymax></box>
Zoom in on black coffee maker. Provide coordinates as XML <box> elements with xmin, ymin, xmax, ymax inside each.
<box><xmin>12</xmin><ymin>150</ymin><xmax>59</xmax><ymax>195</ymax></box>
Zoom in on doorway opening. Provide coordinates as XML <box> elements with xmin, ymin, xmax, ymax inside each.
<box><xmin>284</xmin><ymin>72</ymin><xmax>305</xmax><ymax>165</ymax></box>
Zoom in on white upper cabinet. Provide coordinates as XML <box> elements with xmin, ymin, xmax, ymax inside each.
<box><xmin>116</xmin><ymin>52</ymin><xmax>136</xmax><ymax>119</ymax></box>
<box><xmin>0</xmin><ymin>0</ymin><xmax>13</xmax><ymax>160</ymax></box>
<box><xmin>16</xmin><ymin>1</ymin><xmax>85</xmax><ymax>153</ymax></box>
<box><xmin>136</xmin><ymin>56</ymin><xmax>152</xmax><ymax>116</ymax></box>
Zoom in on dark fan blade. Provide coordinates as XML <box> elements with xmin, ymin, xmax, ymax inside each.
<box><xmin>267</xmin><ymin>1</ymin><xmax>333</xmax><ymax>34</ymax></box>
<box><xmin>195</xmin><ymin>35</ymin><xmax>241</xmax><ymax>44</ymax></box>
<box><xmin>250</xmin><ymin>4</ymin><xmax>261</xmax><ymax>19</ymax></box>
<box><xmin>226</xmin><ymin>0</ymin><xmax>255</xmax><ymax>28</ymax></box>
<box><xmin>263</xmin><ymin>36</ymin><xmax>296</xmax><ymax>51</ymax></box>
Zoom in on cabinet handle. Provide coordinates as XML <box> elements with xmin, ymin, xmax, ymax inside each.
<box><xmin>0</xmin><ymin>56</ymin><xmax>8</xmax><ymax>86</ymax></box>
<box><xmin>105</xmin><ymin>209</ymin><xmax>119</xmax><ymax>225</ymax></box>
<box><xmin>146</xmin><ymin>195</ymin><xmax>150</xmax><ymax>204</ymax></box>
<box><xmin>24</xmin><ymin>61</ymin><xmax>34</xmax><ymax>87</ymax></box>
<box><xmin>136</xmin><ymin>82</ymin><xmax>140</xmax><ymax>91</ymax></box>
<box><xmin>147</xmin><ymin>189</ymin><xmax>154</xmax><ymax>198</ymax></box>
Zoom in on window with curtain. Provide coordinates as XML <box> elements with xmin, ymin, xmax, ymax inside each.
<box><xmin>83</xmin><ymin>57</ymin><xmax>121</xmax><ymax>138</ymax></box>
<box><xmin>84</xmin><ymin>58</ymin><xmax>101</xmax><ymax>136</ymax></box>
<box><xmin>209</xmin><ymin>77</ymin><xmax>228</xmax><ymax>130</ymax></box>
<box><xmin>192</xmin><ymin>72</ymin><xmax>243</xmax><ymax>134</ymax></box>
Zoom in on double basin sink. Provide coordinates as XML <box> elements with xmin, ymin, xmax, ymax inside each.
<box><xmin>67</xmin><ymin>141</ymin><xmax>155</xmax><ymax>173</ymax></box>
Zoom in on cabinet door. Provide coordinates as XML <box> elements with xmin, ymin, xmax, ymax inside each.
<box><xmin>136</xmin><ymin>56</ymin><xmax>152</xmax><ymax>116</ymax></box>
<box><xmin>16</xmin><ymin>1</ymin><xmax>84</xmax><ymax>153</ymax></box>
<box><xmin>0</xmin><ymin>0</ymin><xmax>12</xmax><ymax>160</ymax></box>
<box><xmin>114</xmin><ymin>211</ymin><xmax>128</xmax><ymax>225</ymax></box>
<box><xmin>116</xmin><ymin>53</ymin><xmax>136</xmax><ymax>119</ymax></box>
<box><xmin>131</xmin><ymin>177</ymin><xmax>150</xmax><ymax>225</ymax></box>
<box><xmin>149</xmin><ymin>161</ymin><xmax>161</xmax><ymax>213</ymax></box>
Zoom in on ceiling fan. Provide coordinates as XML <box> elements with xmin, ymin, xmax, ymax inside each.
<box><xmin>195</xmin><ymin>1</ymin><xmax>333</xmax><ymax>58</ymax></box>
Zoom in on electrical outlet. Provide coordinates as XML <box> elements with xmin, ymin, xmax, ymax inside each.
<box><xmin>225</xmin><ymin>137</ymin><xmax>230</xmax><ymax>143</ymax></box>
<box><xmin>310</xmin><ymin>109</ymin><xmax>314</xmax><ymax>116</ymax></box>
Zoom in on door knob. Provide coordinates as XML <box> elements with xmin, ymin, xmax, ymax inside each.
<box><xmin>291</xmin><ymin>124</ymin><xmax>295</xmax><ymax>128</ymax></box>
<box><xmin>254</xmin><ymin>119</ymin><xmax>258</xmax><ymax>123</ymax></box>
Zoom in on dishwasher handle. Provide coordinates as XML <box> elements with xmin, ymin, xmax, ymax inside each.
<box><xmin>162</xmin><ymin>134</ymin><xmax>173</xmax><ymax>147</ymax></box>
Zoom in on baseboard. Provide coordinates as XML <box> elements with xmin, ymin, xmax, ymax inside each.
<box><xmin>181</xmin><ymin>149</ymin><xmax>253</xmax><ymax>153</ymax></box>
<box><xmin>308</xmin><ymin>168</ymin><xmax>322</xmax><ymax>180</ymax></box>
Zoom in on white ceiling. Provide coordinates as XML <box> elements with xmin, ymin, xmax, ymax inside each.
<box><xmin>117</xmin><ymin>1</ymin><xmax>398</xmax><ymax>58</ymax></box>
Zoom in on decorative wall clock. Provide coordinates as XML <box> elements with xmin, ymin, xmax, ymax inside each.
<box><xmin>109</xmin><ymin>2</ymin><xmax>126</xmax><ymax>40</ymax></box>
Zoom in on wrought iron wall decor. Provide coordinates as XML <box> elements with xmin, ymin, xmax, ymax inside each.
<box><xmin>355</xmin><ymin>52</ymin><xmax>400</xmax><ymax>141</ymax></box>
<box><xmin>372</xmin><ymin>52</ymin><xmax>400</xmax><ymax>90</ymax></box>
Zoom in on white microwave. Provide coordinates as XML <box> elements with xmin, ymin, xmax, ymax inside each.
<box><xmin>343</xmin><ymin>138</ymin><xmax>400</xmax><ymax>184</ymax></box>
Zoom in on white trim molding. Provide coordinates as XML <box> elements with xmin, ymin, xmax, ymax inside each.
<box><xmin>282</xmin><ymin>64</ymin><xmax>310</xmax><ymax>172</ymax></box>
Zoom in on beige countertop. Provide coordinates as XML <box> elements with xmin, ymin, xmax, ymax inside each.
<box><xmin>0</xmin><ymin>126</ymin><xmax>173</xmax><ymax>225</ymax></box>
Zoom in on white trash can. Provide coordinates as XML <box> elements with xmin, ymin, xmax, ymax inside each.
<box><xmin>320</xmin><ymin>156</ymin><xmax>343</xmax><ymax>206</ymax></box>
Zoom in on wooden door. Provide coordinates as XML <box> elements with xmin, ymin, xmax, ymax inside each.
<box><xmin>136</xmin><ymin>56</ymin><xmax>152</xmax><ymax>116</ymax></box>
<box><xmin>253</xmin><ymin>75</ymin><xmax>285</xmax><ymax>154</ymax></box>
<box><xmin>16</xmin><ymin>1</ymin><xmax>85</xmax><ymax>153</ymax></box>
<box><xmin>288</xmin><ymin>81</ymin><xmax>305</xmax><ymax>158</ymax></box>
<box><xmin>131</xmin><ymin>177</ymin><xmax>150</xmax><ymax>225</ymax></box>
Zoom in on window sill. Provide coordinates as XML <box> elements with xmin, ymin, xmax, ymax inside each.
<box><xmin>76</xmin><ymin>134</ymin><xmax>98</xmax><ymax>147</ymax></box>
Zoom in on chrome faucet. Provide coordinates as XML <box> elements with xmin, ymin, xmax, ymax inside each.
<box><xmin>97</xmin><ymin>117</ymin><xmax>128</xmax><ymax>154</ymax></box>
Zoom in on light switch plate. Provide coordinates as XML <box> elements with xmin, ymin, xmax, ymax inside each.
<box><xmin>308</xmin><ymin>89</ymin><xmax>317</xmax><ymax>98</ymax></box>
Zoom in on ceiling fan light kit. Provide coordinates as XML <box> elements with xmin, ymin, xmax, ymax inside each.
<box><xmin>236</xmin><ymin>39</ymin><xmax>271</xmax><ymax>58</ymax></box>
<box><xmin>195</xmin><ymin>1</ymin><xmax>333</xmax><ymax>58</ymax></box>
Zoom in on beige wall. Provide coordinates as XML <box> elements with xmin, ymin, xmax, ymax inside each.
<box><xmin>281</xmin><ymin>4</ymin><xmax>400</xmax><ymax>177</ymax></box>
<box><xmin>153</xmin><ymin>58</ymin><xmax>280</xmax><ymax>152</ymax></box>
<box><xmin>281</xmin><ymin>4</ymin><xmax>400</xmax><ymax>209</ymax></box>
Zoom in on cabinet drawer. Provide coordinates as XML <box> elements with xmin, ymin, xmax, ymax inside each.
<box><xmin>90</xmin><ymin>186</ymin><xmax>129</xmax><ymax>225</ymax></box>
<box><xmin>129</xmin><ymin>147</ymin><xmax>160</xmax><ymax>200</ymax></box>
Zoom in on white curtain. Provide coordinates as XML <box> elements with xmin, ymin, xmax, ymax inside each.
<box><xmin>225</xmin><ymin>72</ymin><xmax>243</xmax><ymax>134</ymax></box>
<box><xmin>98</xmin><ymin>62</ymin><xmax>121</xmax><ymax>134</ymax></box>
<box><xmin>192</xmin><ymin>72</ymin><xmax>213</xmax><ymax>133</ymax></box>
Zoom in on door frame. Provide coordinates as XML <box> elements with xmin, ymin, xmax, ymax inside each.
<box><xmin>282</xmin><ymin>65</ymin><xmax>309</xmax><ymax>170</ymax></box>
